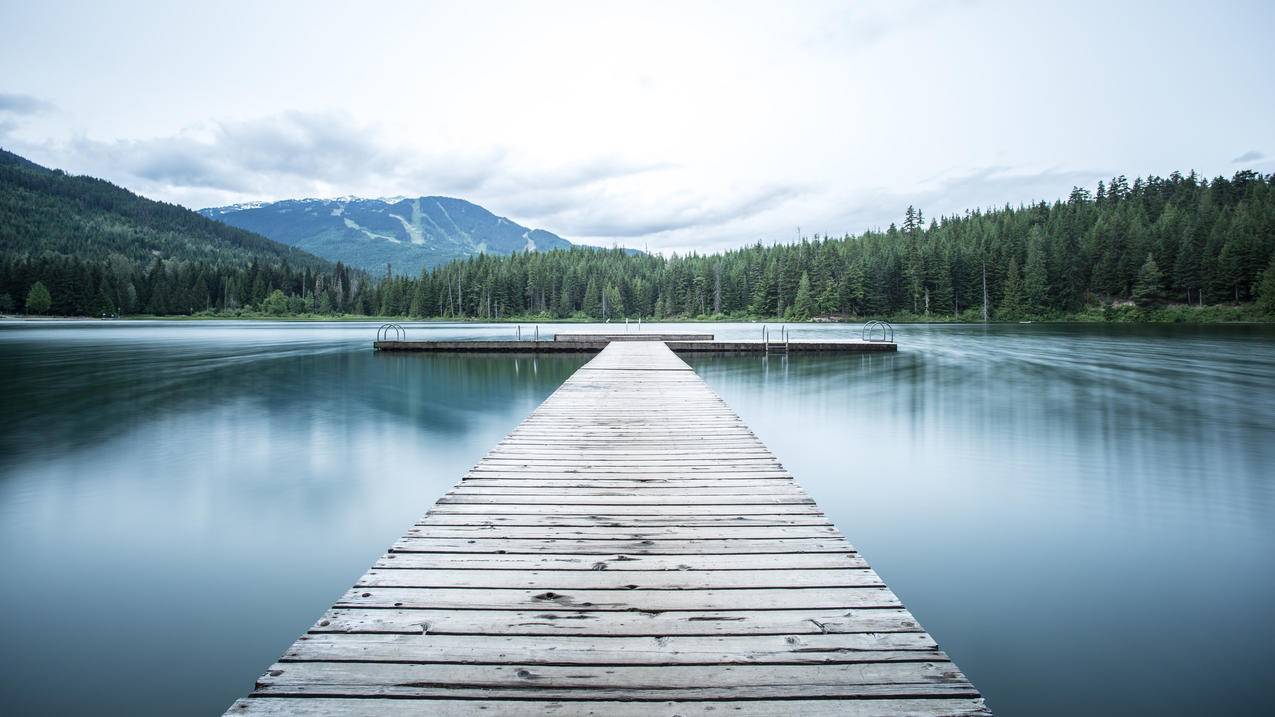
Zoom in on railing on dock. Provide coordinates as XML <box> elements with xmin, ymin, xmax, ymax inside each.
<box><xmin>862</xmin><ymin>320</ymin><xmax>894</xmax><ymax>343</ymax></box>
<box><xmin>376</xmin><ymin>323</ymin><xmax>406</xmax><ymax>341</ymax></box>
<box><xmin>762</xmin><ymin>324</ymin><xmax>789</xmax><ymax>352</ymax></box>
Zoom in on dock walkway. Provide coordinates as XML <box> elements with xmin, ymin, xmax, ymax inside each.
<box><xmin>227</xmin><ymin>341</ymin><xmax>985</xmax><ymax>716</ymax></box>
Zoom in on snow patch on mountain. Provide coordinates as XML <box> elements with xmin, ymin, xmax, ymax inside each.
<box><xmin>343</xmin><ymin>217</ymin><xmax>400</xmax><ymax>243</ymax></box>
<box><xmin>389</xmin><ymin>212</ymin><xmax>425</xmax><ymax>245</ymax></box>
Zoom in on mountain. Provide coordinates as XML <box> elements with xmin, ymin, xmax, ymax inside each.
<box><xmin>0</xmin><ymin>148</ymin><xmax>332</xmax><ymax>271</ymax></box>
<box><xmin>200</xmin><ymin>196</ymin><xmax>573</xmax><ymax>275</ymax></box>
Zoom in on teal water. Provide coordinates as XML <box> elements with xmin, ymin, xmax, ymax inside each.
<box><xmin>1</xmin><ymin>320</ymin><xmax>1273</xmax><ymax>714</ymax></box>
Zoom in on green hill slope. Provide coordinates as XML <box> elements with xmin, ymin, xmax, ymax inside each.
<box><xmin>0</xmin><ymin>149</ymin><xmax>375</xmax><ymax>316</ymax></box>
<box><xmin>0</xmin><ymin>148</ymin><xmax>331</xmax><ymax>268</ymax></box>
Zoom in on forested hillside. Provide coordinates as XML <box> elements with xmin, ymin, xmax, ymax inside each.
<box><xmin>0</xmin><ymin>149</ymin><xmax>375</xmax><ymax>315</ymax></box>
<box><xmin>4</xmin><ymin>153</ymin><xmax>1273</xmax><ymax>321</ymax></box>
<box><xmin>381</xmin><ymin>170</ymin><xmax>1275</xmax><ymax>320</ymax></box>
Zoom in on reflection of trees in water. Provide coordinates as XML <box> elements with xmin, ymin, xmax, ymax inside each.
<box><xmin>687</xmin><ymin>332</ymin><xmax>1275</xmax><ymax>521</ymax></box>
<box><xmin>0</xmin><ymin>345</ymin><xmax>586</xmax><ymax>468</ymax></box>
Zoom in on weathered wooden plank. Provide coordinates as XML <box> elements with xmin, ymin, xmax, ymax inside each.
<box><xmin>498</xmin><ymin>437</ymin><xmax>765</xmax><ymax>443</ymax></box>
<box><xmin>400</xmin><ymin>526</ymin><xmax>838</xmax><ymax>541</ymax></box>
<box><xmin>416</xmin><ymin>513</ymin><xmax>834</xmax><ymax>527</ymax></box>
<box><xmin>466</xmin><ymin>467</ymin><xmax>789</xmax><ymax>475</ymax></box>
<box><xmin>427</xmin><ymin>503</ymin><xmax>823</xmax><ymax>515</ymax></box>
<box><xmin>462</xmin><ymin>471</ymin><xmax>796</xmax><ymax>480</ymax></box>
<box><xmin>472</xmin><ymin>462</ymin><xmax>785</xmax><ymax>470</ymax></box>
<box><xmin>280</xmin><ymin>632</ymin><xmax>939</xmax><ymax>665</ymax></box>
<box><xmin>455</xmin><ymin>478</ymin><xmax>800</xmax><ymax>488</ymax></box>
<box><xmin>253</xmin><ymin>661</ymin><xmax>975</xmax><ymax>699</ymax></box>
<box><xmin>484</xmin><ymin>451</ymin><xmax>777</xmax><ymax>459</ymax></box>
<box><xmin>334</xmin><ymin>586</ymin><xmax>901</xmax><ymax>611</ymax></box>
<box><xmin>310</xmin><ymin>607</ymin><xmax>921</xmax><ymax>636</ymax></box>
<box><xmin>227</xmin><ymin>698</ymin><xmax>989</xmax><ymax>717</ymax></box>
<box><xmin>445</xmin><ymin>485</ymin><xmax>807</xmax><ymax>496</ymax></box>
<box><xmin>517</xmin><ymin>423</ymin><xmax>754</xmax><ymax>427</ymax></box>
<box><xmin>505</xmin><ymin>427</ymin><xmax>755</xmax><ymax>434</ymax></box>
<box><xmin>391</xmin><ymin>537</ymin><xmax>852</xmax><ymax>554</ymax></box>
<box><xmin>436</xmin><ymin>495</ymin><xmax>812</xmax><ymax>505</ymax></box>
<box><xmin>356</xmin><ymin>567</ymin><xmax>882</xmax><ymax>590</ymax></box>
<box><xmin>375</xmin><ymin>552</ymin><xmax>864</xmax><ymax>571</ymax></box>
<box><xmin>492</xmin><ymin>441</ymin><xmax>765</xmax><ymax>446</ymax></box>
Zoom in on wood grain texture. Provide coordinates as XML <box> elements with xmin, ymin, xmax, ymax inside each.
<box><xmin>225</xmin><ymin>341</ymin><xmax>984</xmax><ymax>715</ymax></box>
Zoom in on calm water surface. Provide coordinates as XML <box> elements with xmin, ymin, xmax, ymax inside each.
<box><xmin>2</xmin><ymin>320</ymin><xmax>1273</xmax><ymax>715</ymax></box>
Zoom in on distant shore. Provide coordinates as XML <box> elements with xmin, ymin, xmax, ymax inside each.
<box><xmin>5</xmin><ymin>304</ymin><xmax>1273</xmax><ymax>325</ymax></box>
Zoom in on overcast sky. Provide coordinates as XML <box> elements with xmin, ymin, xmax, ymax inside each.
<box><xmin>2</xmin><ymin>0</ymin><xmax>1273</xmax><ymax>253</ymax></box>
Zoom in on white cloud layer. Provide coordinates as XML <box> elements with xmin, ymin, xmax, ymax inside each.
<box><xmin>2</xmin><ymin>0</ymin><xmax>1273</xmax><ymax>253</ymax></box>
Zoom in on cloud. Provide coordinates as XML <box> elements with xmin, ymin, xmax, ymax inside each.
<box><xmin>606</xmin><ymin>165</ymin><xmax>1112</xmax><ymax>256</ymax></box>
<box><xmin>1232</xmin><ymin>149</ymin><xmax>1265</xmax><ymax>163</ymax></box>
<box><xmin>61</xmin><ymin>111</ymin><xmax>508</xmax><ymax>199</ymax></box>
<box><xmin>0</xmin><ymin>92</ymin><xmax>55</xmax><ymax>115</ymax></box>
<box><xmin>12</xmin><ymin>109</ymin><xmax>680</xmax><ymax>228</ymax></box>
<box><xmin>543</xmin><ymin>183</ymin><xmax>802</xmax><ymax>239</ymax></box>
<box><xmin>0</xmin><ymin>109</ymin><xmax>1117</xmax><ymax>256</ymax></box>
<box><xmin>21</xmin><ymin>109</ymin><xmax>799</xmax><ymax>249</ymax></box>
<box><xmin>827</xmin><ymin>165</ymin><xmax>1112</xmax><ymax>234</ymax></box>
<box><xmin>0</xmin><ymin>93</ymin><xmax>56</xmax><ymax>142</ymax></box>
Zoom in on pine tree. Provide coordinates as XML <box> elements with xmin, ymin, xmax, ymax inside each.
<box><xmin>1173</xmin><ymin>225</ymin><xmax>1203</xmax><ymax>304</ymax></box>
<box><xmin>789</xmin><ymin>272</ymin><xmax>815</xmax><ymax>320</ymax></box>
<box><xmin>1132</xmin><ymin>254</ymin><xmax>1165</xmax><ymax>307</ymax></box>
<box><xmin>124</xmin><ymin>283</ymin><xmax>138</xmax><ymax>313</ymax></box>
<box><xmin>604</xmin><ymin>284</ymin><xmax>624</xmax><ymax>319</ymax></box>
<box><xmin>93</xmin><ymin>282</ymin><xmax>116</xmax><ymax>315</ymax></box>
<box><xmin>748</xmin><ymin>262</ymin><xmax>777</xmax><ymax>316</ymax></box>
<box><xmin>841</xmin><ymin>257</ymin><xmax>867</xmax><ymax>315</ymax></box>
<box><xmin>1023</xmin><ymin>227</ymin><xmax>1050</xmax><ymax>315</ymax></box>
<box><xmin>25</xmin><ymin>281</ymin><xmax>52</xmax><ymax>314</ymax></box>
<box><xmin>581</xmin><ymin>277</ymin><xmax>601</xmax><ymax>317</ymax></box>
<box><xmin>998</xmin><ymin>257</ymin><xmax>1025</xmax><ymax>319</ymax></box>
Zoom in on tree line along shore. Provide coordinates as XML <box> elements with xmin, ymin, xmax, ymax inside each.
<box><xmin>4</xmin><ymin>170</ymin><xmax>1274</xmax><ymax>323</ymax></box>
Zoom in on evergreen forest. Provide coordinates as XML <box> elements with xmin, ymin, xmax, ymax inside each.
<box><xmin>378</xmin><ymin>170</ymin><xmax>1275</xmax><ymax>321</ymax></box>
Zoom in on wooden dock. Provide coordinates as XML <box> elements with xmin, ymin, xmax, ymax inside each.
<box><xmin>373</xmin><ymin>337</ymin><xmax>897</xmax><ymax>353</ymax></box>
<box><xmin>227</xmin><ymin>341</ymin><xmax>983</xmax><ymax>716</ymax></box>
<box><xmin>553</xmin><ymin>333</ymin><xmax>714</xmax><ymax>342</ymax></box>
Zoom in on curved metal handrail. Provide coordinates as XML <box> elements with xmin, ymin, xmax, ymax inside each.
<box><xmin>377</xmin><ymin>323</ymin><xmax>406</xmax><ymax>342</ymax></box>
<box><xmin>762</xmin><ymin>324</ymin><xmax>791</xmax><ymax>352</ymax></box>
<box><xmin>862</xmin><ymin>320</ymin><xmax>894</xmax><ymax>342</ymax></box>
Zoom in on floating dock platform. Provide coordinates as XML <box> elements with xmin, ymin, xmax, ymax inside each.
<box><xmin>227</xmin><ymin>340</ymin><xmax>982</xmax><ymax>716</ymax></box>
<box><xmin>374</xmin><ymin>332</ymin><xmax>897</xmax><ymax>353</ymax></box>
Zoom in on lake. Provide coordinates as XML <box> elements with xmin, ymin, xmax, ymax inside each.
<box><xmin>2</xmin><ymin>320</ymin><xmax>1273</xmax><ymax>715</ymax></box>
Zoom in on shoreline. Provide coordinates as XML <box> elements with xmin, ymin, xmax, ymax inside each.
<box><xmin>4</xmin><ymin>313</ymin><xmax>1274</xmax><ymax>326</ymax></box>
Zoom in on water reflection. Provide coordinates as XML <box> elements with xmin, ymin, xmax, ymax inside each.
<box><xmin>1</xmin><ymin>321</ymin><xmax>1273</xmax><ymax>715</ymax></box>
<box><xmin>0</xmin><ymin>323</ymin><xmax>586</xmax><ymax>715</ymax></box>
<box><xmin>687</xmin><ymin>325</ymin><xmax>1275</xmax><ymax>715</ymax></box>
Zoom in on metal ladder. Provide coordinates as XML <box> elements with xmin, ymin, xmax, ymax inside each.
<box><xmin>376</xmin><ymin>323</ymin><xmax>406</xmax><ymax>341</ymax></box>
<box><xmin>762</xmin><ymin>324</ymin><xmax>789</xmax><ymax>353</ymax></box>
<box><xmin>862</xmin><ymin>320</ymin><xmax>894</xmax><ymax>342</ymax></box>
